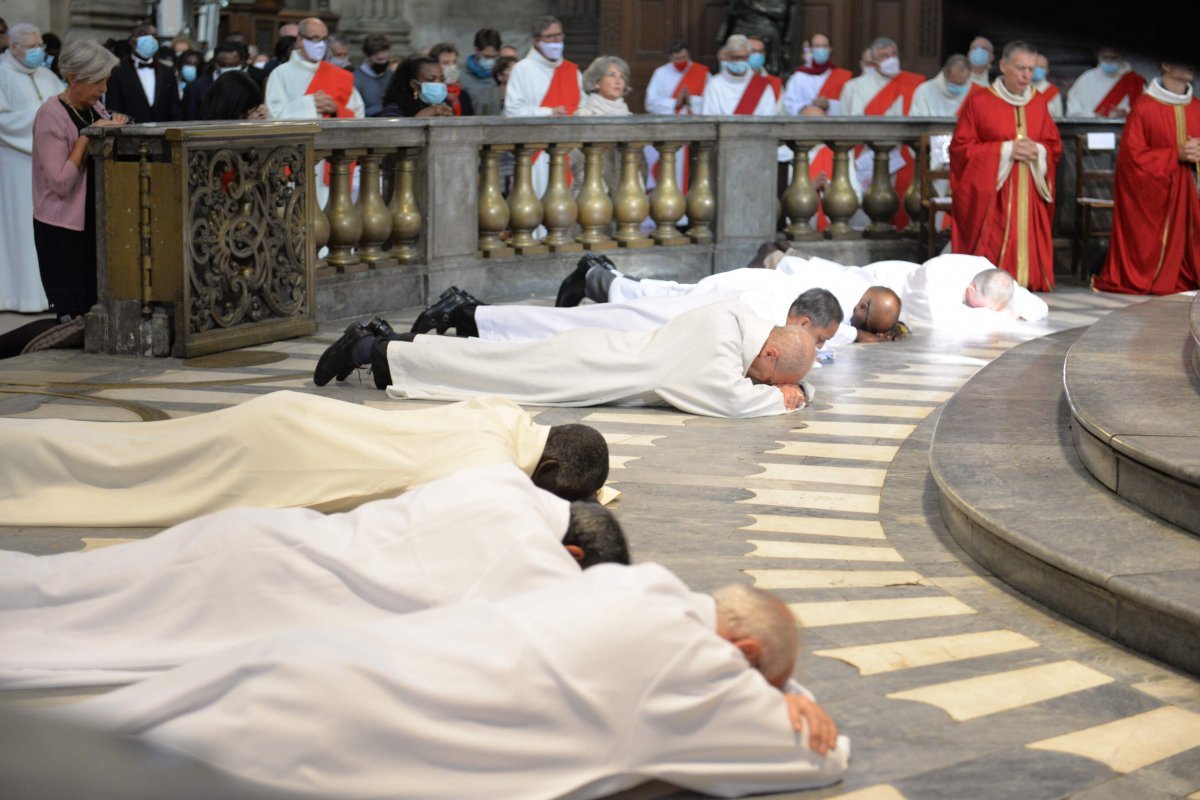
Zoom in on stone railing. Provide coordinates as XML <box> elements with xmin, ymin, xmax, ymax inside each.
<box><xmin>86</xmin><ymin>116</ymin><xmax>1122</xmax><ymax>356</ymax></box>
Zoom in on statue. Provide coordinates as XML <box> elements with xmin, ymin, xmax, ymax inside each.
<box><xmin>720</xmin><ymin>0</ymin><xmax>798</xmax><ymax>74</ymax></box>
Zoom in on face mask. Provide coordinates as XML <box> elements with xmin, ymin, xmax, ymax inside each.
<box><xmin>134</xmin><ymin>35</ymin><xmax>159</xmax><ymax>61</ymax></box>
<box><xmin>877</xmin><ymin>56</ymin><xmax>900</xmax><ymax>77</ymax></box>
<box><xmin>673</xmin><ymin>60</ymin><xmax>689</xmax><ymax>72</ymax></box>
<box><xmin>724</xmin><ymin>60</ymin><xmax>749</xmax><ymax>76</ymax></box>
<box><xmin>748</xmin><ymin>52</ymin><xmax>766</xmax><ymax>71</ymax></box>
<box><xmin>370</xmin><ymin>60</ymin><xmax>388</xmax><ymax>75</ymax></box>
<box><xmin>181</xmin><ymin>64</ymin><xmax>197</xmax><ymax>82</ymax></box>
<box><xmin>252</xmin><ymin>60</ymin><xmax>267</xmax><ymax>69</ymax></box>
<box><xmin>538</xmin><ymin>41</ymin><xmax>564</xmax><ymax>61</ymax></box>
<box><xmin>1032</xmin><ymin>66</ymin><xmax>1047</xmax><ymax>83</ymax></box>
<box><xmin>301</xmin><ymin>39</ymin><xmax>326</xmax><ymax>62</ymax></box>
<box><xmin>330</xmin><ymin>56</ymin><xmax>351</xmax><ymax>68</ymax></box>
<box><xmin>1100</xmin><ymin>60</ymin><xmax>1119</xmax><ymax>75</ymax></box>
<box><xmin>968</xmin><ymin>47</ymin><xmax>990</xmax><ymax>68</ymax></box>
<box><xmin>946</xmin><ymin>81</ymin><xmax>967</xmax><ymax>97</ymax></box>
<box><xmin>811</xmin><ymin>47</ymin><xmax>830</xmax><ymax>65</ymax></box>
<box><xmin>478</xmin><ymin>56</ymin><xmax>496</xmax><ymax>71</ymax></box>
<box><xmin>22</xmin><ymin>46</ymin><xmax>46</xmax><ymax>69</ymax></box>
<box><xmin>442</xmin><ymin>63</ymin><xmax>459</xmax><ymax>84</ymax></box>
<box><xmin>419</xmin><ymin>81</ymin><xmax>448</xmax><ymax>105</ymax></box>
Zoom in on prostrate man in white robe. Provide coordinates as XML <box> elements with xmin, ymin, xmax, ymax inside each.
<box><xmin>1066</xmin><ymin>47</ymin><xmax>1145</xmax><ymax>118</ymax></box>
<box><xmin>63</xmin><ymin>563</ymin><xmax>850</xmax><ymax>799</ymax></box>
<box><xmin>911</xmin><ymin>53</ymin><xmax>972</xmax><ymax>117</ymax></box>
<box><xmin>1033</xmin><ymin>54</ymin><xmax>1064</xmax><ymax>119</ymax></box>
<box><xmin>316</xmin><ymin>300</ymin><xmax>817</xmax><ymax>418</ymax></box>
<box><xmin>264</xmin><ymin>17</ymin><xmax>364</xmax><ymax>120</ymax></box>
<box><xmin>701</xmin><ymin>34</ymin><xmax>777</xmax><ymax>116</ymax></box>
<box><xmin>0</xmin><ymin>463</ymin><xmax>628</xmax><ymax>690</ymax></box>
<box><xmin>0</xmin><ymin>391</ymin><xmax>609</xmax><ymax>527</ymax></box>
<box><xmin>783</xmin><ymin>32</ymin><xmax>852</xmax><ymax>116</ymax></box>
<box><xmin>966</xmin><ymin>36</ymin><xmax>994</xmax><ymax>87</ymax></box>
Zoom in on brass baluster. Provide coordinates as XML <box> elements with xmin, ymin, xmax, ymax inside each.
<box><xmin>478</xmin><ymin>144</ymin><xmax>514</xmax><ymax>257</ymax></box>
<box><xmin>507</xmin><ymin>144</ymin><xmax>548</xmax><ymax>254</ymax></box>
<box><xmin>649</xmin><ymin>141</ymin><xmax>688</xmax><ymax>245</ymax></box>
<box><xmin>685</xmin><ymin>140</ymin><xmax>715</xmax><ymax>244</ymax></box>
<box><xmin>541</xmin><ymin>143</ymin><xmax>582</xmax><ymax>253</ymax></box>
<box><xmin>612</xmin><ymin>142</ymin><xmax>652</xmax><ymax>248</ymax></box>
<box><xmin>903</xmin><ymin>142</ymin><xmax>922</xmax><ymax>235</ymax></box>
<box><xmin>863</xmin><ymin>140</ymin><xmax>900</xmax><ymax>239</ymax></box>
<box><xmin>576</xmin><ymin>142</ymin><xmax>617</xmax><ymax>250</ymax></box>
<box><xmin>782</xmin><ymin>141</ymin><xmax>822</xmax><ymax>241</ymax></box>
<box><xmin>823</xmin><ymin>140</ymin><xmax>860</xmax><ymax>240</ymax></box>
<box><xmin>356</xmin><ymin>149</ymin><xmax>395</xmax><ymax>268</ymax></box>
<box><xmin>388</xmin><ymin>147</ymin><xmax>422</xmax><ymax>264</ymax></box>
<box><xmin>325</xmin><ymin>149</ymin><xmax>365</xmax><ymax>271</ymax></box>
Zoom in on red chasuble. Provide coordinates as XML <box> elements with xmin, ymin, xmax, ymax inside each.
<box><xmin>305</xmin><ymin>61</ymin><xmax>357</xmax><ymax>118</ymax></box>
<box><xmin>863</xmin><ymin>71</ymin><xmax>924</xmax><ymax>229</ymax></box>
<box><xmin>1094</xmin><ymin>93</ymin><xmax>1200</xmax><ymax>294</ymax></box>
<box><xmin>950</xmin><ymin>87</ymin><xmax>1062</xmax><ymax>291</ymax></box>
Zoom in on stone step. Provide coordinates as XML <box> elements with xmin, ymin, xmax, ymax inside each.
<box><xmin>929</xmin><ymin>330</ymin><xmax>1200</xmax><ymax>676</ymax></box>
<box><xmin>1064</xmin><ymin>293</ymin><xmax>1200</xmax><ymax>535</ymax></box>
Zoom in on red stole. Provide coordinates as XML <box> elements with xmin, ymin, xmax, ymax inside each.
<box><xmin>447</xmin><ymin>82</ymin><xmax>464</xmax><ymax>116</ymax></box>
<box><xmin>306</xmin><ymin>61</ymin><xmax>356</xmax><ymax>118</ymax></box>
<box><xmin>734</xmin><ymin>74</ymin><xmax>771</xmax><ymax>115</ymax></box>
<box><xmin>817</xmin><ymin>68</ymin><xmax>853</xmax><ymax>101</ymax></box>
<box><xmin>540</xmin><ymin>60</ymin><xmax>582</xmax><ymax>114</ymax></box>
<box><xmin>1095</xmin><ymin>71</ymin><xmax>1144</xmax><ymax>117</ymax></box>
<box><xmin>672</xmin><ymin>62</ymin><xmax>709</xmax><ymax>113</ymax></box>
<box><xmin>765</xmin><ymin>73</ymin><xmax>783</xmax><ymax>101</ymax></box>
<box><xmin>863</xmin><ymin>71</ymin><xmax>925</xmax><ymax>228</ymax></box>
<box><xmin>1040</xmin><ymin>84</ymin><xmax>1060</xmax><ymax>102</ymax></box>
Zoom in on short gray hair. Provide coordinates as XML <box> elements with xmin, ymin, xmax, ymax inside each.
<box><xmin>1002</xmin><ymin>40</ymin><xmax>1037</xmax><ymax>61</ymax></box>
<box><xmin>724</xmin><ymin>34</ymin><xmax>750</xmax><ymax>54</ymax></box>
<box><xmin>58</xmin><ymin>39</ymin><xmax>119</xmax><ymax>86</ymax></box>
<box><xmin>582</xmin><ymin>55</ymin><xmax>630</xmax><ymax>95</ymax></box>
<box><xmin>8</xmin><ymin>22</ymin><xmax>40</xmax><ymax>47</ymax></box>
<box><xmin>944</xmin><ymin>53</ymin><xmax>968</xmax><ymax>72</ymax></box>
<box><xmin>870</xmin><ymin>36</ymin><xmax>897</xmax><ymax>58</ymax></box>
<box><xmin>971</xmin><ymin>268</ymin><xmax>1015</xmax><ymax>306</ymax></box>
<box><xmin>713</xmin><ymin>583</ymin><xmax>799</xmax><ymax>684</ymax></box>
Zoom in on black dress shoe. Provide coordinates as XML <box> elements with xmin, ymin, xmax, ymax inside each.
<box><xmin>314</xmin><ymin>322</ymin><xmax>369</xmax><ymax>387</ymax></box>
<box><xmin>364</xmin><ymin>316</ymin><xmax>396</xmax><ymax>339</ymax></box>
<box><xmin>411</xmin><ymin>287</ymin><xmax>464</xmax><ymax>335</ymax></box>
<box><xmin>557</xmin><ymin>254</ymin><xmax>607</xmax><ymax>307</ymax></box>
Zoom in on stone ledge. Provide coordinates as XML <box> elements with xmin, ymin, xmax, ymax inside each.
<box><xmin>930</xmin><ymin>330</ymin><xmax>1200</xmax><ymax>676</ymax></box>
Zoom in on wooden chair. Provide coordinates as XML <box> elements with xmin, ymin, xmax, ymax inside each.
<box><xmin>1072</xmin><ymin>132</ymin><xmax>1120</xmax><ymax>278</ymax></box>
<box><xmin>918</xmin><ymin>132</ymin><xmax>954</xmax><ymax>259</ymax></box>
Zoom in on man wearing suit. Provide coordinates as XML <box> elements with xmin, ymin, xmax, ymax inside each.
<box><xmin>183</xmin><ymin>42</ymin><xmax>243</xmax><ymax>120</ymax></box>
<box><xmin>104</xmin><ymin>23</ymin><xmax>182</xmax><ymax>123</ymax></box>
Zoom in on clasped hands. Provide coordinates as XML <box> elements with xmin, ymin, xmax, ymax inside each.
<box><xmin>1011</xmin><ymin>136</ymin><xmax>1040</xmax><ymax>164</ymax></box>
<box><xmin>1181</xmin><ymin>137</ymin><xmax>1200</xmax><ymax>164</ymax></box>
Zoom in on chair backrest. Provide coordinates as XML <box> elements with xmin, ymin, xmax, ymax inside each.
<box><xmin>1074</xmin><ymin>132</ymin><xmax>1120</xmax><ymax>198</ymax></box>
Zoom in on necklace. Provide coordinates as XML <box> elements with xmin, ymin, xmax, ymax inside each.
<box><xmin>63</xmin><ymin>95</ymin><xmax>97</xmax><ymax>127</ymax></box>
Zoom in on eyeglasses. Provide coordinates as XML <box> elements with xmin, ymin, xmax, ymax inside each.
<box><xmin>538</xmin><ymin>32</ymin><xmax>564</xmax><ymax>42</ymax></box>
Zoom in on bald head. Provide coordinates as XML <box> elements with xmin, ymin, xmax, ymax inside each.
<box><xmin>714</xmin><ymin>583</ymin><xmax>798</xmax><ymax>687</ymax></box>
<box><xmin>800</xmin><ymin>103</ymin><xmax>826</xmax><ymax>116</ymax></box>
<box><xmin>851</xmin><ymin>287</ymin><xmax>902</xmax><ymax>333</ymax></box>
<box><xmin>747</xmin><ymin>325</ymin><xmax>816</xmax><ymax>387</ymax></box>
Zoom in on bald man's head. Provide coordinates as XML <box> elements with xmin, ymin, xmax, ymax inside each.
<box><xmin>851</xmin><ymin>286</ymin><xmax>902</xmax><ymax>333</ymax></box>
<box><xmin>747</xmin><ymin>325</ymin><xmax>816</xmax><ymax>387</ymax></box>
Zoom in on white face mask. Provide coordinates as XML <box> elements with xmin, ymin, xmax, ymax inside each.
<box><xmin>538</xmin><ymin>41</ymin><xmax>564</xmax><ymax>61</ymax></box>
<box><xmin>301</xmin><ymin>39</ymin><xmax>327</xmax><ymax>62</ymax></box>
<box><xmin>877</xmin><ymin>56</ymin><xmax>900</xmax><ymax>77</ymax></box>
<box><xmin>442</xmin><ymin>63</ymin><xmax>459</xmax><ymax>84</ymax></box>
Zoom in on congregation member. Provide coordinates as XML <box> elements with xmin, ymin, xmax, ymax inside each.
<box><xmin>378</xmin><ymin>55</ymin><xmax>453</xmax><ymax>117</ymax></box>
<box><xmin>783</xmin><ymin>33</ymin><xmax>851</xmax><ymax>115</ymax></box>
<box><xmin>951</xmin><ymin>41</ymin><xmax>1061</xmax><ymax>291</ymax></box>
<box><xmin>911</xmin><ymin>54</ymin><xmax>972</xmax><ymax>116</ymax></box>
<box><xmin>499</xmin><ymin>44</ymin><xmax>519</xmax><ymax>59</ymax></box>
<box><xmin>430</xmin><ymin>41</ymin><xmax>472</xmax><ymax>115</ymax></box>
<box><xmin>472</xmin><ymin>54</ymin><xmax>515</xmax><ymax>115</ymax></box>
<box><xmin>104</xmin><ymin>22</ymin><xmax>182</xmax><ymax>122</ymax></box>
<box><xmin>265</xmin><ymin>17</ymin><xmax>363</xmax><ymax>119</ymax></box>
<box><xmin>41</xmin><ymin>32</ymin><xmax>62</xmax><ymax>77</ymax></box>
<box><xmin>458</xmin><ymin>28</ymin><xmax>502</xmax><ymax>108</ymax></box>
<box><xmin>31</xmin><ymin>40</ymin><xmax>127</xmax><ymax>323</ymax></box>
<box><xmin>174</xmin><ymin>49</ymin><xmax>202</xmax><ymax>101</ymax></box>
<box><xmin>1066</xmin><ymin>47</ymin><xmax>1145</xmax><ymax>118</ymax></box>
<box><xmin>0</xmin><ymin>22</ymin><xmax>57</xmax><ymax>312</ymax></box>
<box><xmin>1094</xmin><ymin>62</ymin><xmax>1200</xmax><ymax>295</ymax></box>
<box><xmin>62</xmin><ymin>563</ymin><xmax>849</xmax><ymax>799</ymax></box>
<box><xmin>747</xmin><ymin>34</ymin><xmax>783</xmax><ymax>103</ymax></box>
<box><xmin>645</xmin><ymin>40</ymin><xmax>707</xmax><ymax>115</ymax></box>
<box><xmin>967</xmin><ymin>36</ymin><xmax>994</xmax><ymax>86</ymax></box>
<box><xmin>316</xmin><ymin>300</ymin><xmax>817</xmax><ymax>417</ymax></box>
<box><xmin>182</xmin><ymin>42</ymin><xmax>240</xmax><ymax>120</ymax></box>
<box><xmin>352</xmin><ymin>34</ymin><xmax>392</xmax><ymax>117</ymax></box>
<box><xmin>702</xmin><ymin>34</ymin><xmax>776</xmax><ymax>116</ymax></box>
<box><xmin>1033</xmin><ymin>54</ymin><xmax>1063</xmax><ymax>118</ymax></box>
<box><xmin>258</xmin><ymin>22</ymin><xmax>299</xmax><ymax>81</ymax></box>
<box><xmin>575</xmin><ymin>55</ymin><xmax>631</xmax><ymax>117</ymax></box>
<box><xmin>0</xmin><ymin>462</ymin><xmax>626</xmax><ymax>690</ymax></box>
<box><xmin>326</xmin><ymin>34</ymin><xmax>352</xmax><ymax>70</ymax></box>
<box><xmin>0</xmin><ymin>390</ymin><xmax>609</xmax><ymax>526</ymax></box>
<box><xmin>196</xmin><ymin>71</ymin><xmax>268</xmax><ymax>120</ymax></box>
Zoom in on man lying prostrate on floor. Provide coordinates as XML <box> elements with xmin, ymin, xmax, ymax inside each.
<box><xmin>0</xmin><ymin>391</ymin><xmax>609</xmax><ymax>527</ymax></box>
<box><xmin>62</xmin><ymin>563</ymin><xmax>849</xmax><ymax>799</ymax></box>
<box><xmin>0</xmin><ymin>463</ymin><xmax>628</xmax><ymax>690</ymax></box>
<box><xmin>779</xmin><ymin>252</ymin><xmax>1050</xmax><ymax>330</ymax></box>
<box><xmin>410</xmin><ymin>278</ymin><xmax>844</xmax><ymax>348</ymax></box>
<box><xmin>557</xmin><ymin>253</ymin><xmax>903</xmax><ymax>346</ymax></box>
<box><xmin>316</xmin><ymin>300</ymin><xmax>818</xmax><ymax>418</ymax></box>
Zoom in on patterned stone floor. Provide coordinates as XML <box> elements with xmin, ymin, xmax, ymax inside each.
<box><xmin>3</xmin><ymin>286</ymin><xmax>1199</xmax><ymax>799</ymax></box>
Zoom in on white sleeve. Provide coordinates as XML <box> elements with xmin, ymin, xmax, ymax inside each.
<box><xmin>644</xmin><ymin>68</ymin><xmax>676</xmax><ymax>115</ymax></box>
<box><xmin>347</xmin><ymin>87</ymin><xmax>365</xmax><ymax>118</ymax></box>
<box><xmin>265</xmin><ymin>73</ymin><xmax>318</xmax><ymax>119</ymax></box>
<box><xmin>782</xmin><ymin>73</ymin><xmax>804</xmax><ymax>116</ymax></box>
<box><xmin>830</xmin><ymin>321</ymin><xmax>858</xmax><ymax>346</ymax></box>
<box><xmin>502</xmin><ymin>63</ymin><xmax>553</xmax><ymax>117</ymax></box>
<box><xmin>1008</xmin><ymin>285</ymin><xmax>1049</xmax><ymax>321</ymax></box>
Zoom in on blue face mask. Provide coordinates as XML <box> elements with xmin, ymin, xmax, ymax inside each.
<box><xmin>811</xmin><ymin>47</ymin><xmax>830</xmax><ymax>65</ymax></box>
<box><xmin>45</xmin><ymin>54</ymin><xmax>55</xmax><ymax>68</ymax></box>
<box><xmin>947</xmin><ymin>82</ymin><xmax>968</xmax><ymax>97</ymax></box>
<box><xmin>724</xmin><ymin>60</ymin><xmax>749</xmax><ymax>76</ymax></box>
<box><xmin>747</xmin><ymin>52</ymin><xmax>766</xmax><ymax>71</ymax></box>
<box><xmin>1032</xmin><ymin>66</ymin><xmax>1047</xmax><ymax>83</ymax></box>
<box><xmin>1100</xmin><ymin>60</ymin><xmax>1120</xmax><ymax>75</ymax></box>
<box><xmin>135</xmin><ymin>34</ymin><xmax>159</xmax><ymax>61</ymax></box>
<box><xmin>968</xmin><ymin>47</ymin><xmax>990</xmax><ymax>68</ymax></box>
<box><xmin>181</xmin><ymin>64</ymin><xmax>197</xmax><ymax>83</ymax></box>
<box><xmin>419</xmin><ymin>81</ymin><xmax>448</xmax><ymax>105</ymax></box>
<box><xmin>22</xmin><ymin>46</ymin><xmax>46</xmax><ymax>69</ymax></box>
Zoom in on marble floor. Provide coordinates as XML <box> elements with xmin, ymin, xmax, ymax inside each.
<box><xmin>2</xmin><ymin>285</ymin><xmax>1198</xmax><ymax>800</ymax></box>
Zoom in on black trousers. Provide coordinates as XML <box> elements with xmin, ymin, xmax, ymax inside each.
<box><xmin>33</xmin><ymin>219</ymin><xmax>97</xmax><ymax>317</ymax></box>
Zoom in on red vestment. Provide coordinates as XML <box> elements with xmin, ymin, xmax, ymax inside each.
<box><xmin>950</xmin><ymin>87</ymin><xmax>1062</xmax><ymax>291</ymax></box>
<box><xmin>672</xmin><ymin>62</ymin><xmax>709</xmax><ymax>113</ymax></box>
<box><xmin>1094</xmin><ymin>92</ymin><xmax>1200</xmax><ymax>294</ymax></box>
<box><xmin>862</xmin><ymin>71</ymin><xmax>924</xmax><ymax>229</ymax></box>
<box><xmin>816</xmin><ymin>68</ymin><xmax>852</xmax><ymax>102</ymax></box>
<box><xmin>305</xmin><ymin>61</ymin><xmax>356</xmax><ymax>118</ymax></box>
<box><xmin>1095</xmin><ymin>72</ymin><xmax>1144</xmax><ymax>117</ymax></box>
<box><xmin>734</xmin><ymin>74</ymin><xmax>772</xmax><ymax>115</ymax></box>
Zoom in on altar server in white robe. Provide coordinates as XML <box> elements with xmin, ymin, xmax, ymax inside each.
<box><xmin>0</xmin><ymin>463</ymin><xmax>626</xmax><ymax>690</ymax></box>
<box><xmin>1033</xmin><ymin>54</ymin><xmax>1064</xmax><ymax>119</ymax></box>
<box><xmin>701</xmin><ymin>35</ymin><xmax>777</xmax><ymax>117</ymax></box>
<box><xmin>0</xmin><ymin>391</ymin><xmax>609</xmax><ymax>527</ymax></box>
<box><xmin>783</xmin><ymin>33</ymin><xmax>852</xmax><ymax>116</ymax></box>
<box><xmin>63</xmin><ymin>562</ymin><xmax>850</xmax><ymax>800</ymax></box>
<box><xmin>1066</xmin><ymin>48</ymin><xmax>1145</xmax><ymax>118</ymax></box>
<box><xmin>0</xmin><ymin>23</ymin><xmax>57</xmax><ymax>311</ymax></box>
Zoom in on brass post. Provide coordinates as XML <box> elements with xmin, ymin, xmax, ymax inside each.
<box><xmin>575</xmin><ymin>142</ymin><xmax>617</xmax><ymax>250</ymax></box>
<box><xmin>356</xmin><ymin>149</ymin><xmax>395</xmax><ymax>268</ymax></box>
<box><xmin>782</xmin><ymin>141</ymin><xmax>822</xmax><ymax>241</ymax></box>
<box><xmin>649</xmin><ymin>141</ymin><xmax>689</xmax><ymax>245</ymax></box>
<box><xmin>137</xmin><ymin>142</ymin><xmax>153</xmax><ymax>315</ymax></box>
<box><xmin>478</xmin><ymin>144</ymin><xmax>514</xmax><ymax>257</ymax></box>
<box><xmin>685</xmin><ymin>140</ymin><xmax>715</xmax><ymax>244</ymax></box>
<box><xmin>824</xmin><ymin>140</ymin><xmax>860</xmax><ymax>240</ymax></box>
<box><xmin>389</xmin><ymin>147</ymin><xmax>423</xmax><ymax>264</ymax></box>
<box><xmin>507</xmin><ymin>144</ymin><xmax>549</xmax><ymax>254</ymax></box>
<box><xmin>903</xmin><ymin>142</ymin><xmax>922</xmax><ymax>235</ymax></box>
<box><xmin>324</xmin><ymin>150</ymin><xmax>365</xmax><ymax>271</ymax></box>
<box><xmin>542</xmin><ymin>143</ymin><xmax>582</xmax><ymax>252</ymax></box>
<box><xmin>613</xmin><ymin>142</ymin><xmax>651</xmax><ymax>247</ymax></box>
<box><xmin>863</xmin><ymin>140</ymin><xmax>900</xmax><ymax>239</ymax></box>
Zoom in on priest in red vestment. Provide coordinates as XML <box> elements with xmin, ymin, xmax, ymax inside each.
<box><xmin>1095</xmin><ymin>64</ymin><xmax>1200</xmax><ymax>295</ymax></box>
<box><xmin>951</xmin><ymin>41</ymin><xmax>1062</xmax><ymax>291</ymax></box>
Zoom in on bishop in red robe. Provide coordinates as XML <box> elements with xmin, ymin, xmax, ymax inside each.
<box><xmin>951</xmin><ymin>42</ymin><xmax>1062</xmax><ymax>291</ymax></box>
<box><xmin>1095</xmin><ymin>64</ymin><xmax>1200</xmax><ymax>294</ymax></box>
